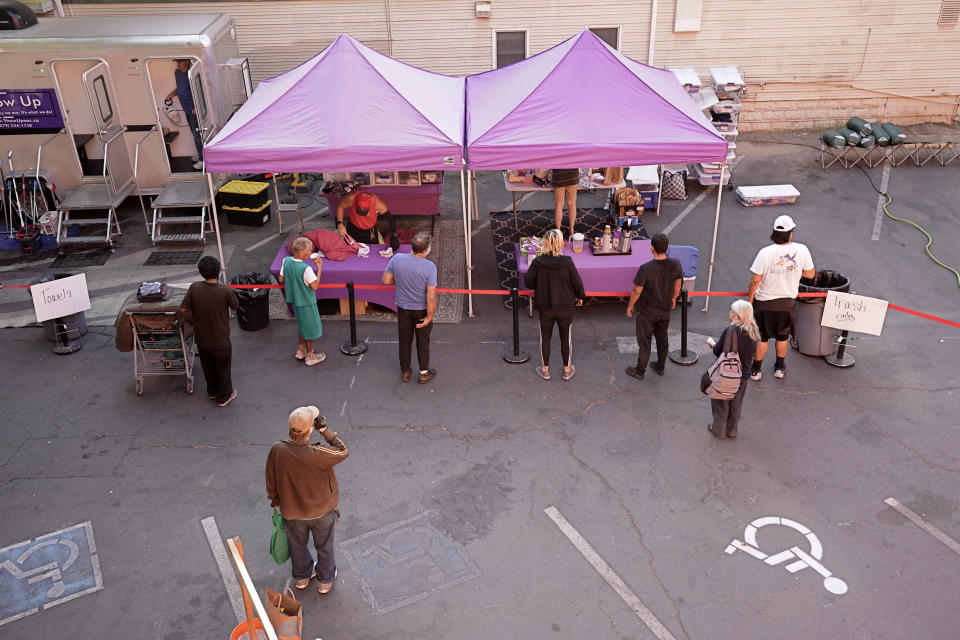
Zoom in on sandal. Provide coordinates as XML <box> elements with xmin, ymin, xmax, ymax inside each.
<box><xmin>535</xmin><ymin>366</ymin><xmax>550</xmax><ymax>380</ymax></box>
<box><xmin>561</xmin><ymin>365</ymin><xmax>575</xmax><ymax>381</ymax></box>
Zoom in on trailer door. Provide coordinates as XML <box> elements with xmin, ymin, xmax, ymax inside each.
<box><xmin>82</xmin><ymin>62</ymin><xmax>134</xmax><ymax>194</ymax></box>
<box><xmin>187</xmin><ymin>63</ymin><xmax>214</xmax><ymax>142</ymax></box>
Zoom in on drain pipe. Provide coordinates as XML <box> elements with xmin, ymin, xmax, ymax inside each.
<box><xmin>648</xmin><ymin>0</ymin><xmax>658</xmax><ymax>64</ymax></box>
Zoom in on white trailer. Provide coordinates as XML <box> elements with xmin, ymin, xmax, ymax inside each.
<box><xmin>0</xmin><ymin>13</ymin><xmax>250</xmax><ymax>247</ymax></box>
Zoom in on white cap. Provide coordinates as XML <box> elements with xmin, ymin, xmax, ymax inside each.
<box><xmin>773</xmin><ymin>215</ymin><xmax>796</xmax><ymax>232</ymax></box>
<box><xmin>288</xmin><ymin>405</ymin><xmax>320</xmax><ymax>435</ymax></box>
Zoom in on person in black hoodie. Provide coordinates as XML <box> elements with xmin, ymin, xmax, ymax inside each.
<box><xmin>707</xmin><ymin>300</ymin><xmax>759</xmax><ymax>439</ymax></box>
<box><xmin>524</xmin><ymin>229</ymin><xmax>585</xmax><ymax>381</ymax></box>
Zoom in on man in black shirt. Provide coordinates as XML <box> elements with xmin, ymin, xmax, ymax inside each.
<box><xmin>180</xmin><ymin>256</ymin><xmax>239</xmax><ymax>406</ymax></box>
<box><xmin>625</xmin><ymin>233</ymin><xmax>682</xmax><ymax>381</ymax></box>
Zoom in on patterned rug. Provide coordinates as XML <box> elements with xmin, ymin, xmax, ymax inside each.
<box><xmin>489</xmin><ymin>208</ymin><xmax>649</xmax><ymax>298</ymax></box>
<box><xmin>268</xmin><ymin>219</ymin><xmax>465</xmax><ymax>324</ymax></box>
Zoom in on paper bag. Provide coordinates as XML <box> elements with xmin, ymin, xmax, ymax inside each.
<box><xmin>265</xmin><ymin>587</ymin><xmax>303</xmax><ymax>640</ymax></box>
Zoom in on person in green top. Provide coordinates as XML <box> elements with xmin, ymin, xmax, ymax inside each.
<box><xmin>279</xmin><ymin>237</ymin><xmax>326</xmax><ymax>366</ymax></box>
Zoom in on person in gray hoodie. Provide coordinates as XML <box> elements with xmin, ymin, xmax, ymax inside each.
<box><xmin>523</xmin><ymin>229</ymin><xmax>585</xmax><ymax>381</ymax></box>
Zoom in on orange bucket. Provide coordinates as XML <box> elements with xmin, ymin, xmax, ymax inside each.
<box><xmin>230</xmin><ymin>618</ymin><xmax>265</xmax><ymax>640</ymax></box>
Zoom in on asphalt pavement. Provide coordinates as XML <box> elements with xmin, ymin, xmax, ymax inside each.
<box><xmin>1</xmin><ymin>131</ymin><xmax>959</xmax><ymax>640</ymax></box>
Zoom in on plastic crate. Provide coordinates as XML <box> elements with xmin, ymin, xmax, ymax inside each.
<box><xmin>224</xmin><ymin>200</ymin><xmax>272</xmax><ymax>227</ymax></box>
<box><xmin>218</xmin><ymin>180</ymin><xmax>269</xmax><ymax>210</ymax></box>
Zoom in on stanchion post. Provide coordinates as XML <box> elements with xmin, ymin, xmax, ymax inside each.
<box><xmin>339</xmin><ymin>282</ymin><xmax>368</xmax><ymax>356</ymax></box>
<box><xmin>824</xmin><ymin>329</ymin><xmax>855</xmax><ymax>368</ymax></box>
<box><xmin>52</xmin><ymin>316</ymin><xmax>82</xmax><ymax>355</ymax></box>
<box><xmin>501</xmin><ymin>288</ymin><xmax>530</xmax><ymax>364</ymax></box>
<box><xmin>669</xmin><ymin>290</ymin><xmax>698</xmax><ymax>365</ymax></box>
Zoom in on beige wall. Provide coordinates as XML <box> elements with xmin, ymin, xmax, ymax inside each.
<box><xmin>66</xmin><ymin>0</ymin><xmax>960</xmax><ymax>130</ymax></box>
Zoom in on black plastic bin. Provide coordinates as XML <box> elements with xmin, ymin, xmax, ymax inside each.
<box><xmin>28</xmin><ymin>273</ymin><xmax>89</xmax><ymax>341</ymax></box>
<box><xmin>230</xmin><ymin>272</ymin><xmax>271</xmax><ymax>331</ymax></box>
<box><xmin>796</xmin><ymin>270</ymin><xmax>850</xmax><ymax>356</ymax></box>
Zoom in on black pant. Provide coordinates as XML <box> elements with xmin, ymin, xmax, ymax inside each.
<box><xmin>710</xmin><ymin>377</ymin><xmax>749</xmax><ymax>438</ymax></box>
<box><xmin>346</xmin><ymin>213</ymin><xmax>396</xmax><ymax>246</ymax></box>
<box><xmin>635</xmin><ymin>309</ymin><xmax>670</xmax><ymax>372</ymax></box>
<box><xmin>397</xmin><ymin>306</ymin><xmax>431</xmax><ymax>373</ymax></box>
<box><xmin>538</xmin><ymin>309</ymin><xmax>573</xmax><ymax>367</ymax></box>
<box><xmin>284</xmin><ymin>510</ymin><xmax>337</xmax><ymax>582</ymax></box>
<box><xmin>197</xmin><ymin>344</ymin><xmax>232</xmax><ymax>401</ymax></box>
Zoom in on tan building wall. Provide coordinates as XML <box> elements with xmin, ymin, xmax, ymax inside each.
<box><xmin>65</xmin><ymin>0</ymin><xmax>960</xmax><ymax>131</ymax></box>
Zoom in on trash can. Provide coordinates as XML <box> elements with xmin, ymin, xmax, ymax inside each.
<box><xmin>230</xmin><ymin>272</ymin><xmax>271</xmax><ymax>331</ymax></box>
<box><xmin>29</xmin><ymin>273</ymin><xmax>89</xmax><ymax>342</ymax></box>
<box><xmin>795</xmin><ymin>270</ymin><xmax>850</xmax><ymax>356</ymax></box>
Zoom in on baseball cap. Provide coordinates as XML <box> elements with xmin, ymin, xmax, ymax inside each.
<box><xmin>288</xmin><ymin>405</ymin><xmax>320</xmax><ymax>435</ymax></box>
<box><xmin>773</xmin><ymin>215</ymin><xmax>796</xmax><ymax>232</ymax></box>
<box><xmin>355</xmin><ymin>192</ymin><xmax>373</xmax><ymax>215</ymax></box>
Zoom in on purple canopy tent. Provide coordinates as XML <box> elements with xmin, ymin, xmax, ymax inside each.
<box><xmin>200</xmin><ymin>34</ymin><xmax>468</xmax><ymax>289</ymax></box>
<box><xmin>464</xmin><ymin>30</ymin><xmax>731</xmax><ymax>309</ymax></box>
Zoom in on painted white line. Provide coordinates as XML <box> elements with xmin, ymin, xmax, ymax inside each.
<box><xmin>366</xmin><ymin>340</ymin><xmax>399</xmax><ymax>344</ymax></box>
<box><xmin>884</xmin><ymin>497</ymin><xmax>960</xmax><ymax>556</ymax></box>
<box><xmin>201</xmin><ymin>516</ymin><xmax>244</xmax><ymax>624</ymax></box>
<box><xmin>661</xmin><ymin>188</ymin><xmax>712</xmax><ymax>237</ymax></box>
<box><xmin>498</xmin><ymin>191</ymin><xmax>536</xmax><ymax>212</ymax></box>
<box><xmin>349</xmin><ymin>375</ymin><xmax>356</xmax><ymax>389</ymax></box>
<box><xmin>340</xmin><ymin>398</ymin><xmax>348</xmax><ymax>416</ymax></box>
<box><xmin>244</xmin><ymin>209</ymin><xmax>326</xmax><ymax>252</ymax></box>
<box><xmin>356</xmin><ymin>353</ymin><xmax>364</xmax><ymax>367</ymax></box>
<box><xmin>544</xmin><ymin>506</ymin><xmax>677</xmax><ymax>640</ymax></box>
<box><xmin>871</xmin><ymin>163</ymin><xmax>891</xmax><ymax>242</ymax></box>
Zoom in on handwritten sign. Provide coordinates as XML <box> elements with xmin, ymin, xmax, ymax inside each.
<box><xmin>29</xmin><ymin>274</ymin><xmax>91</xmax><ymax>323</ymax></box>
<box><xmin>821</xmin><ymin>291</ymin><xmax>887</xmax><ymax>336</ymax></box>
<box><xmin>0</xmin><ymin>89</ymin><xmax>64</xmax><ymax>131</ymax></box>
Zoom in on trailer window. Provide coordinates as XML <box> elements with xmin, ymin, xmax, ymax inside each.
<box><xmin>92</xmin><ymin>75</ymin><xmax>113</xmax><ymax>123</ymax></box>
<box><xmin>192</xmin><ymin>75</ymin><xmax>208</xmax><ymax>122</ymax></box>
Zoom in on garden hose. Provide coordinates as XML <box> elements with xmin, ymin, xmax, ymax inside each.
<box><xmin>881</xmin><ymin>194</ymin><xmax>960</xmax><ymax>289</ymax></box>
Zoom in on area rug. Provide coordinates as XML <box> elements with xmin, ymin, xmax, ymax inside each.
<box><xmin>489</xmin><ymin>208</ymin><xmax>649</xmax><ymax>297</ymax></box>
<box><xmin>50</xmin><ymin>249</ymin><xmax>113</xmax><ymax>268</ymax></box>
<box><xmin>143</xmin><ymin>250</ymin><xmax>204</xmax><ymax>266</ymax></box>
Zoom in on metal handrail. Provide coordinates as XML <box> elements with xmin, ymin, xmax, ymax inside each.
<box><xmin>134</xmin><ymin>126</ymin><xmax>158</xmax><ymax>232</ymax></box>
<box><xmin>34</xmin><ymin>129</ymin><xmax>65</xmax><ymax>221</ymax></box>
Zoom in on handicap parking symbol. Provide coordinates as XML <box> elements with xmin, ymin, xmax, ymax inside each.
<box><xmin>0</xmin><ymin>521</ymin><xmax>103</xmax><ymax>626</ymax></box>
<box><xmin>725</xmin><ymin>516</ymin><xmax>848</xmax><ymax>595</ymax></box>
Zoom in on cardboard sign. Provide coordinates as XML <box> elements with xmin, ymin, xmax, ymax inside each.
<box><xmin>820</xmin><ymin>291</ymin><xmax>887</xmax><ymax>336</ymax></box>
<box><xmin>30</xmin><ymin>274</ymin><xmax>91</xmax><ymax>323</ymax></box>
<box><xmin>0</xmin><ymin>88</ymin><xmax>64</xmax><ymax>130</ymax></box>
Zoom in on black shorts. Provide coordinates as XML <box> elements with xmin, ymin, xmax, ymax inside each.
<box><xmin>753</xmin><ymin>298</ymin><xmax>797</xmax><ymax>342</ymax></box>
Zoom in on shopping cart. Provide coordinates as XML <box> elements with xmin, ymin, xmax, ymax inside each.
<box><xmin>127</xmin><ymin>311</ymin><xmax>195</xmax><ymax>396</ymax></box>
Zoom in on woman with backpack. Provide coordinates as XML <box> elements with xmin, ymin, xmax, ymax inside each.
<box><xmin>707</xmin><ymin>300</ymin><xmax>759</xmax><ymax>439</ymax></box>
<box><xmin>523</xmin><ymin>228</ymin><xmax>585</xmax><ymax>381</ymax></box>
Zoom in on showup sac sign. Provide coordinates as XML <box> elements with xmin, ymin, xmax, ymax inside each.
<box><xmin>0</xmin><ymin>88</ymin><xmax>65</xmax><ymax>130</ymax></box>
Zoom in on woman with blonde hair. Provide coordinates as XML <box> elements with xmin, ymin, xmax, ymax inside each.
<box><xmin>523</xmin><ymin>228</ymin><xmax>585</xmax><ymax>381</ymax></box>
<box><xmin>707</xmin><ymin>299</ymin><xmax>760</xmax><ymax>439</ymax></box>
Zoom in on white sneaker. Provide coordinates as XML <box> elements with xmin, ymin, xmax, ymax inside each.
<box><xmin>750</xmin><ymin>370</ymin><xmax>762</xmax><ymax>381</ymax></box>
<box><xmin>192</xmin><ymin>161</ymin><xmax>204</xmax><ymax>170</ymax></box>
<box><xmin>774</xmin><ymin>367</ymin><xmax>786</xmax><ymax>379</ymax></box>
<box><xmin>305</xmin><ymin>353</ymin><xmax>326</xmax><ymax>366</ymax></box>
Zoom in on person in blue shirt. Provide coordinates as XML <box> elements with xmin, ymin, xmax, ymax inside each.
<box><xmin>382</xmin><ymin>232</ymin><xmax>438</xmax><ymax>384</ymax></box>
<box><xmin>165</xmin><ymin>59</ymin><xmax>205</xmax><ymax>170</ymax></box>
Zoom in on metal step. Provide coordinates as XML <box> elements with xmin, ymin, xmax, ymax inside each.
<box><xmin>59</xmin><ymin>236</ymin><xmax>110</xmax><ymax>245</ymax></box>
<box><xmin>64</xmin><ymin>217</ymin><xmax>110</xmax><ymax>226</ymax></box>
<box><xmin>156</xmin><ymin>216</ymin><xmax>204</xmax><ymax>224</ymax></box>
<box><xmin>154</xmin><ymin>233</ymin><xmax>205</xmax><ymax>242</ymax></box>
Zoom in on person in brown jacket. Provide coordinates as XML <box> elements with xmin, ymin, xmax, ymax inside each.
<box><xmin>265</xmin><ymin>406</ymin><xmax>348</xmax><ymax>594</ymax></box>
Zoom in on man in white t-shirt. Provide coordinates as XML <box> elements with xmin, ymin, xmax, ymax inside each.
<box><xmin>747</xmin><ymin>215</ymin><xmax>815</xmax><ymax>381</ymax></box>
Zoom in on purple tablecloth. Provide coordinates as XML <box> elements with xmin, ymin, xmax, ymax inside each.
<box><xmin>319</xmin><ymin>183</ymin><xmax>443</xmax><ymax>217</ymax></box>
<box><xmin>270</xmin><ymin>243</ymin><xmax>409</xmax><ymax>311</ymax></box>
<box><xmin>515</xmin><ymin>239</ymin><xmax>653</xmax><ymax>294</ymax></box>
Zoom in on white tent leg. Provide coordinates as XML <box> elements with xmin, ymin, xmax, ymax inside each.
<box><xmin>460</xmin><ymin>169</ymin><xmax>472</xmax><ymax>318</ymax></box>
<box><xmin>702</xmin><ymin>163</ymin><xmax>725</xmax><ymax>312</ymax></box>
<box><xmin>207</xmin><ymin>172</ymin><xmax>227</xmax><ymax>283</ymax></box>
<box><xmin>466</xmin><ymin>170</ymin><xmax>474</xmax><ymax>317</ymax></box>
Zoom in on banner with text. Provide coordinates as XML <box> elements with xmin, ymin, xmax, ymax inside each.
<box><xmin>0</xmin><ymin>88</ymin><xmax>64</xmax><ymax>130</ymax></box>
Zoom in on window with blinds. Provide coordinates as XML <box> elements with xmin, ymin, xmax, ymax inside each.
<box><xmin>494</xmin><ymin>31</ymin><xmax>527</xmax><ymax>68</ymax></box>
<box><xmin>939</xmin><ymin>1</ymin><xmax>960</xmax><ymax>24</ymax></box>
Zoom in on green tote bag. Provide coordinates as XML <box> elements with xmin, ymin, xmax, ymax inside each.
<box><xmin>270</xmin><ymin>508</ymin><xmax>290</xmax><ymax>564</ymax></box>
